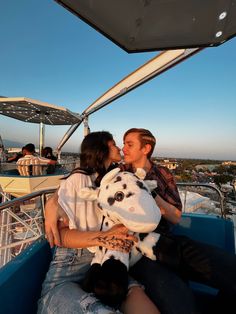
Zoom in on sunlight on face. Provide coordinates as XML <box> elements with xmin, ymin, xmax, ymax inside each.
<box><xmin>122</xmin><ymin>132</ymin><xmax>146</xmax><ymax>167</ymax></box>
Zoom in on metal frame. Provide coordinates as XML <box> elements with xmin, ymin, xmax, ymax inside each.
<box><xmin>0</xmin><ymin>189</ymin><xmax>55</xmax><ymax>267</ymax></box>
<box><xmin>56</xmin><ymin>48</ymin><xmax>202</xmax><ymax>153</ymax></box>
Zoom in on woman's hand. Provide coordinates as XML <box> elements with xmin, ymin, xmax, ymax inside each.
<box><xmin>45</xmin><ymin>191</ymin><xmax>69</xmax><ymax>248</ymax></box>
<box><xmin>95</xmin><ymin>224</ymin><xmax>137</xmax><ymax>252</ymax></box>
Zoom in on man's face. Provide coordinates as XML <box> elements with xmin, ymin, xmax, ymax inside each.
<box><xmin>123</xmin><ymin>132</ymin><xmax>147</xmax><ymax>167</ymax></box>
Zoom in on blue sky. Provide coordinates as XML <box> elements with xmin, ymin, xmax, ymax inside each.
<box><xmin>1</xmin><ymin>0</ymin><xmax>236</xmax><ymax>160</ymax></box>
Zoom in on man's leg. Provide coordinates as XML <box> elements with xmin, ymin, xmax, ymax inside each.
<box><xmin>179</xmin><ymin>241</ymin><xmax>236</xmax><ymax>314</ymax></box>
<box><xmin>130</xmin><ymin>256</ymin><xmax>198</xmax><ymax>314</ymax></box>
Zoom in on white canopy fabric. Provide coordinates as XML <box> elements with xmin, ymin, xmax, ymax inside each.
<box><xmin>0</xmin><ymin>97</ymin><xmax>81</xmax><ymax>125</ymax></box>
<box><xmin>83</xmin><ymin>48</ymin><xmax>200</xmax><ymax>116</ymax></box>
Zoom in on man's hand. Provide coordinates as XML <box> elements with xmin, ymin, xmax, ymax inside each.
<box><xmin>44</xmin><ymin>192</ymin><xmax>69</xmax><ymax>248</ymax></box>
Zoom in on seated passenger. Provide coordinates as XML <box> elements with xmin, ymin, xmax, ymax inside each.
<box><xmin>42</xmin><ymin>147</ymin><xmax>57</xmax><ymax>174</ymax></box>
<box><xmin>17</xmin><ymin>143</ymin><xmax>57</xmax><ymax>176</ymax></box>
<box><xmin>7</xmin><ymin>146</ymin><xmax>26</xmax><ymax>163</ymax></box>
<box><xmin>42</xmin><ymin>147</ymin><xmax>57</xmax><ymax>161</ymax></box>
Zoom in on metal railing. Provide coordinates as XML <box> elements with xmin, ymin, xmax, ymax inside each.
<box><xmin>177</xmin><ymin>182</ymin><xmax>225</xmax><ymax>217</ymax></box>
<box><xmin>0</xmin><ymin>160</ymin><xmax>78</xmax><ymax>175</ymax></box>
<box><xmin>0</xmin><ymin>188</ymin><xmax>56</xmax><ymax>267</ymax></box>
<box><xmin>0</xmin><ymin>182</ymin><xmax>235</xmax><ymax>268</ymax></box>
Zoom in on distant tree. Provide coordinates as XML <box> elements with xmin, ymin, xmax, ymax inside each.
<box><xmin>215</xmin><ymin>165</ymin><xmax>226</xmax><ymax>175</ymax></box>
<box><xmin>179</xmin><ymin>172</ymin><xmax>193</xmax><ymax>182</ymax></box>
<box><xmin>227</xmin><ymin>165</ymin><xmax>236</xmax><ymax>175</ymax></box>
<box><xmin>214</xmin><ymin>174</ymin><xmax>233</xmax><ymax>187</ymax></box>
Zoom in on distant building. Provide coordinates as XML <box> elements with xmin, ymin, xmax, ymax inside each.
<box><xmin>154</xmin><ymin>159</ymin><xmax>178</xmax><ymax>170</ymax></box>
<box><xmin>7</xmin><ymin>147</ymin><xmax>22</xmax><ymax>154</ymax></box>
<box><xmin>195</xmin><ymin>164</ymin><xmax>218</xmax><ymax>172</ymax></box>
<box><xmin>222</xmin><ymin>161</ymin><xmax>236</xmax><ymax>166</ymax></box>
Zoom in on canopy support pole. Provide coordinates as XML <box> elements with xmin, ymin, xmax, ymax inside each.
<box><xmin>83</xmin><ymin>116</ymin><xmax>90</xmax><ymax>137</ymax></box>
<box><xmin>39</xmin><ymin>119</ymin><xmax>45</xmax><ymax>156</ymax></box>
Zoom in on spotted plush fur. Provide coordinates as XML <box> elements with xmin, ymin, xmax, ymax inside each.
<box><xmin>78</xmin><ymin>168</ymin><xmax>161</xmax><ymax>268</ymax></box>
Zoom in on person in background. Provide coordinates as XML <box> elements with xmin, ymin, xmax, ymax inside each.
<box><xmin>38</xmin><ymin>131</ymin><xmax>160</xmax><ymax>314</ymax></box>
<box><xmin>17</xmin><ymin>143</ymin><xmax>57</xmax><ymax>176</ymax></box>
<box><xmin>7</xmin><ymin>146</ymin><xmax>26</xmax><ymax>163</ymax></box>
<box><xmin>42</xmin><ymin>147</ymin><xmax>57</xmax><ymax>161</ymax></box>
<box><xmin>42</xmin><ymin>147</ymin><xmax>57</xmax><ymax>173</ymax></box>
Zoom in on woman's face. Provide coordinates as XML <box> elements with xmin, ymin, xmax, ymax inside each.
<box><xmin>108</xmin><ymin>140</ymin><xmax>121</xmax><ymax>163</ymax></box>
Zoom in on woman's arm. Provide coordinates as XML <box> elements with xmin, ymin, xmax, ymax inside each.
<box><xmin>44</xmin><ymin>193</ymin><xmax>136</xmax><ymax>251</ymax></box>
<box><xmin>60</xmin><ymin>224</ymin><xmax>137</xmax><ymax>252</ymax></box>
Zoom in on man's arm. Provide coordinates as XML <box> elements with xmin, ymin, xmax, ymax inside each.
<box><xmin>151</xmin><ymin>166</ymin><xmax>182</xmax><ymax>225</ymax></box>
<box><xmin>154</xmin><ymin>194</ymin><xmax>181</xmax><ymax>224</ymax></box>
<box><xmin>48</xmin><ymin>159</ymin><xmax>57</xmax><ymax>165</ymax></box>
<box><xmin>44</xmin><ymin>191</ymin><xmax>69</xmax><ymax>247</ymax></box>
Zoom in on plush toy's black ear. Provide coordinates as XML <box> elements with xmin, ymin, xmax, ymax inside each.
<box><xmin>82</xmin><ymin>263</ymin><xmax>102</xmax><ymax>292</ymax></box>
<box><xmin>94</xmin><ymin>259</ymin><xmax>129</xmax><ymax>307</ymax></box>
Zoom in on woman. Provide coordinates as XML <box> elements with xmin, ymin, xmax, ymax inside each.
<box><xmin>42</xmin><ymin>147</ymin><xmax>57</xmax><ymax>174</ymax></box>
<box><xmin>42</xmin><ymin>147</ymin><xmax>57</xmax><ymax>161</ymax></box>
<box><xmin>38</xmin><ymin>131</ymin><xmax>159</xmax><ymax>314</ymax></box>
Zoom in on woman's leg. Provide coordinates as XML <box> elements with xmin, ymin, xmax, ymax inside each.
<box><xmin>38</xmin><ymin>247</ymin><xmax>121</xmax><ymax>314</ymax></box>
<box><xmin>39</xmin><ymin>247</ymin><xmax>90</xmax><ymax>298</ymax></box>
<box><xmin>39</xmin><ymin>281</ymin><xmax>121</xmax><ymax>314</ymax></box>
<box><xmin>121</xmin><ymin>286</ymin><xmax>160</xmax><ymax>314</ymax></box>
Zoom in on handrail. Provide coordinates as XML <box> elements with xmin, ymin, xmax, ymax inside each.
<box><xmin>0</xmin><ymin>187</ymin><xmax>57</xmax><ymax>267</ymax></box>
<box><xmin>177</xmin><ymin>182</ymin><xmax>225</xmax><ymax>218</ymax></box>
<box><xmin>0</xmin><ymin>188</ymin><xmax>56</xmax><ymax>212</ymax></box>
<box><xmin>0</xmin><ymin>182</ymin><xmax>230</xmax><ymax>267</ymax></box>
<box><xmin>1</xmin><ymin>183</ymin><xmax>225</xmax><ymax>215</ymax></box>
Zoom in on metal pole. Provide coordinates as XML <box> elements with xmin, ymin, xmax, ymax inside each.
<box><xmin>83</xmin><ymin>116</ymin><xmax>90</xmax><ymax>137</ymax></box>
<box><xmin>56</xmin><ymin>121</ymin><xmax>83</xmax><ymax>153</ymax></box>
<box><xmin>39</xmin><ymin>120</ymin><xmax>45</xmax><ymax>156</ymax></box>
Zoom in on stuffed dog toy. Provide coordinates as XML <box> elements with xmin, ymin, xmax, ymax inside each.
<box><xmin>79</xmin><ymin>168</ymin><xmax>161</xmax><ymax>306</ymax></box>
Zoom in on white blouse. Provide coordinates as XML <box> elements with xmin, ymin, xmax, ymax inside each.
<box><xmin>58</xmin><ymin>172</ymin><xmax>102</xmax><ymax>232</ymax></box>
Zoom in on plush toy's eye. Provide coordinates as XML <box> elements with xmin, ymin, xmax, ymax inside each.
<box><xmin>114</xmin><ymin>191</ymin><xmax>125</xmax><ymax>202</ymax></box>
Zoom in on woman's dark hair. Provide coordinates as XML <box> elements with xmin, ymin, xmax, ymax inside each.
<box><xmin>43</xmin><ymin>147</ymin><xmax>53</xmax><ymax>157</ymax></box>
<box><xmin>67</xmin><ymin>131</ymin><xmax>114</xmax><ymax>186</ymax></box>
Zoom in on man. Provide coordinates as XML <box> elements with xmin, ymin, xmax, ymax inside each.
<box><xmin>122</xmin><ymin>128</ymin><xmax>236</xmax><ymax>314</ymax></box>
<box><xmin>122</xmin><ymin>129</ymin><xmax>197</xmax><ymax>314</ymax></box>
<box><xmin>17</xmin><ymin>143</ymin><xmax>57</xmax><ymax>176</ymax></box>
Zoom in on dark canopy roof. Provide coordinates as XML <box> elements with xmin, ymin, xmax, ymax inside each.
<box><xmin>55</xmin><ymin>0</ymin><xmax>236</xmax><ymax>52</ymax></box>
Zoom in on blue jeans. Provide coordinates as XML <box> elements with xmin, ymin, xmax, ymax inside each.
<box><xmin>37</xmin><ymin>247</ymin><xmax>122</xmax><ymax>314</ymax></box>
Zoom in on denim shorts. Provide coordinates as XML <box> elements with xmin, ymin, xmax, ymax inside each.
<box><xmin>37</xmin><ymin>247</ymin><xmax>125</xmax><ymax>314</ymax></box>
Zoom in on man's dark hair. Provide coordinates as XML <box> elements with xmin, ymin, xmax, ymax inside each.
<box><xmin>24</xmin><ymin>143</ymin><xmax>35</xmax><ymax>153</ymax></box>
